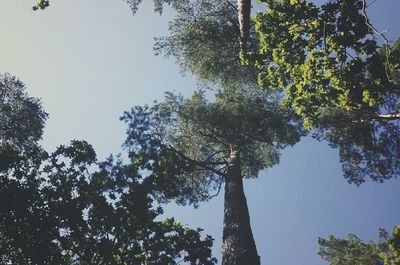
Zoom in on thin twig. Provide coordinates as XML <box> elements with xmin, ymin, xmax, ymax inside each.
<box><xmin>226</xmin><ymin>0</ymin><xmax>237</xmax><ymax>12</ymax></box>
<box><xmin>165</xmin><ymin>144</ymin><xmax>226</xmax><ymax>177</ymax></box>
<box><xmin>366</xmin><ymin>0</ymin><xmax>376</xmax><ymax>8</ymax></box>
<box><xmin>361</xmin><ymin>0</ymin><xmax>392</xmax><ymax>81</ymax></box>
<box><xmin>206</xmin><ymin>177</ymin><xmax>224</xmax><ymax>200</ymax></box>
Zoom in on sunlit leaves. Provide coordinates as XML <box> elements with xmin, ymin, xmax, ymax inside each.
<box><xmin>248</xmin><ymin>0</ymin><xmax>400</xmax><ymax>184</ymax></box>
<box><xmin>250</xmin><ymin>0</ymin><xmax>396</xmax><ymax>128</ymax></box>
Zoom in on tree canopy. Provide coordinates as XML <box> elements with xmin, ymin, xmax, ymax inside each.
<box><xmin>121</xmin><ymin>88</ymin><xmax>302</xmax><ymax>204</ymax></box>
<box><xmin>0</xmin><ymin>73</ymin><xmax>48</xmax><ymax>171</ymax></box>
<box><xmin>154</xmin><ymin>0</ymin><xmax>258</xmax><ymax>87</ymax></box>
<box><xmin>132</xmin><ymin>0</ymin><xmax>305</xmax><ymax>262</ymax></box>
<box><xmin>245</xmin><ymin>0</ymin><xmax>400</xmax><ymax>184</ymax></box>
<box><xmin>250</xmin><ymin>0</ymin><xmax>399</xmax><ymax>127</ymax></box>
<box><xmin>0</xmin><ymin>74</ymin><xmax>216</xmax><ymax>264</ymax></box>
<box><xmin>121</xmin><ymin>86</ymin><xmax>302</xmax><ymax>264</ymax></box>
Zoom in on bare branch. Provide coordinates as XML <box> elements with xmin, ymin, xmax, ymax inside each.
<box><xmin>205</xmin><ymin>177</ymin><xmax>224</xmax><ymax>200</ymax></box>
<box><xmin>226</xmin><ymin>0</ymin><xmax>237</xmax><ymax>12</ymax></box>
<box><xmin>374</xmin><ymin>112</ymin><xmax>400</xmax><ymax>120</ymax></box>
<box><xmin>361</xmin><ymin>0</ymin><xmax>392</xmax><ymax>81</ymax></box>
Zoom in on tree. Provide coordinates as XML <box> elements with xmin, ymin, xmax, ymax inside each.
<box><xmin>1</xmin><ymin>142</ymin><xmax>216</xmax><ymax>264</ymax></box>
<box><xmin>0</xmin><ymin>73</ymin><xmax>47</xmax><ymax>171</ymax></box>
<box><xmin>0</xmin><ymin>74</ymin><xmax>216</xmax><ymax>264</ymax></box>
<box><xmin>154</xmin><ymin>0</ymin><xmax>258</xmax><ymax>88</ymax></box>
<box><xmin>318</xmin><ymin>225</ymin><xmax>400</xmax><ymax>265</ymax></box>
<box><xmin>246</xmin><ymin>0</ymin><xmax>400</xmax><ymax>184</ymax></box>
<box><xmin>121</xmin><ymin>87</ymin><xmax>303</xmax><ymax>264</ymax></box>
<box><xmin>129</xmin><ymin>1</ymin><xmax>303</xmax><ymax>263</ymax></box>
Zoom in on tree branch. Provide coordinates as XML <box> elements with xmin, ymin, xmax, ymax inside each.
<box><xmin>196</xmin><ymin>129</ymin><xmax>230</xmax><ymax>149</ymax></box>
<box><xmin>165</xmin><ymin>145</ymin><xmax>226</xmax><ymax>177</ymax></box>
<box><xmin>226</xmin><ymin>0</ymin><xmax>237</xmax><ymax>13</ymax></box>
<box><xmin>205</xmin><ymin>177</ymin><xmax>224</xmax><ymax>200</ymax></box>
<box><xmin>374</xmin><ymin>112</ymin><xmax>400</xmax><ymax>120</ymax></box>
<box><xmin>361</xmin><ymin>0</ymin><xmax>392</xmax><ymax>81</ymax></box>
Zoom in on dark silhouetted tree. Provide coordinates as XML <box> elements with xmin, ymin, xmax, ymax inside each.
<box><xmin>0</xmin><ymin>74</ymin><xmax>216</xmax><ymax>264</ymax></box>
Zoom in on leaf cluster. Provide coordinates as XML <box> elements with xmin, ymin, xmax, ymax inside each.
<box><xmin>318</xmin><ymin>225</ymin><xmax>400</xmax><ymax>265</ymax></box>
<box><xmin>250</xmin><ymin>0</ymin><xmax>398</xmax><ymax>128</ymax></box>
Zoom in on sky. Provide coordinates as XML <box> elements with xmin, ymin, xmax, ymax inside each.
<box><xmin>1</xmin><ymin>0</ymin><xmax>399</xmax><ymax>264</ymax></box>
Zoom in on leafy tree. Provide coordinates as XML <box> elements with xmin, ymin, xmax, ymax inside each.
<box><xmin>318</xmin><ymin>225</ymin><xmax>400</xmax><ymax>265</ymax></box>
<box><xmin>246</xmin><ymin>0</ymin><xmax>400</xmax><ymax>184</ymax></box>
<box><xmin>380</xmin><ymin>226</ymin><xmax>400</xmax><ymax>265</ymax></box>
<box><xmin>0</xmin><ymin>73</ymin><xmax>47</xmax><ymax>171</ymax></box>
<box><xmin>0</xmin><ymin>74</ymin><xmax>216</xmax><ymax>264</ymax></box>
<box><xmin>128</xmin><ymin>1</ymin><xmax>303</xmax><ymax>263</ymax></box>
<box><xmin>121</xmin><ymin>87</ymin><xmax>303</xmax><ymax>264</ymax></box>
<box><xmin>154</xmin><ymin>0</ymin><xmax>258</xmax><ymax>88</ymax></box>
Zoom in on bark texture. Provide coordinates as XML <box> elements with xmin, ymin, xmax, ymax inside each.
<box><xmin>221</xmin><ymin>150</ymin><xmax>260</xmax><ymax>265</ymax></box>
<box><xmin>237</xmin><ymin>0</ymin><xmax>251</xmax><ymax>51</ymax></box>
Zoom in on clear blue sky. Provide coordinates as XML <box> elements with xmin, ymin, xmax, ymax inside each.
<box><xmin>1</xmin><ymin>1</ymin><xmax>399</xmax><ymax>264</ymax></box>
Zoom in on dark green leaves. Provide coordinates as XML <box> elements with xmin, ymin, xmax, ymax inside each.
<box><xmin>0</xmin><ymin>74</ymin><xmax>216</xmax><ymax>264</ymax></box>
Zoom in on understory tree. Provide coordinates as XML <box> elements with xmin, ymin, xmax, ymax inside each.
<box><xmin>0</xmin><ymin>74</ymin><xmax>216</xmax><ymax>264</ymax></box>
<box><xmin>318</xmin><ymin>225</ymin><xmax>400</xmax><ymax>265</ymax></box>
<box><xmin>247</xmin><ymin>0</ymin><xmax>400</xmax><ymax>184</ymax></box>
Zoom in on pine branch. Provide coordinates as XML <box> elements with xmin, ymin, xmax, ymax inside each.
<box><xmin>165</xmin><ymin>145</ymin><xmax>226</xmax><ymax>177</ymax></box>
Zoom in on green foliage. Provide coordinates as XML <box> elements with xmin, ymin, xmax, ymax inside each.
<box><xmin>318</xmin><ymin>226</ymin><xmax>400</xmax><ymax>265</ymax></box>
<box><xmin>247</xmin><ymin>0</ymin><xmax>400</xmax><ymax>184</ymax></box>
<box><xmin>0</xmin><ymin>75</ymin><xmax>216</xmax><ymax>264</ymax></box>
<box><xmin>250</xmin><ymin>0</ymin><xmax>399</xmax><ymax>127</ymax></box>
<box><xmin>0</xmin><ymin>73</ymin><xmax>48</xmax><ymax>171</ymax></box>
<box><xmin>379</xmin><ymin>226</ymin><xmax>400</xmax><ymax>265</ymax></box>
<box><xmin>122</xmin><ymin>0</ymin><xmax>303</xmax><ymax>208</ymax></box>
<box><xmin>121</xmin><ymin>88</ymin><xmax>303</xmax><ymax>206</ymax></box>
<box><xmin>154</xmin><ymin>0</ymin><xmax>258</xmax><ymax>87</ymax></box>
<box><xmin>318</xmin><ymin>233</ymin><xmax>382</xmax><ymax>265</ymax></box>
<box><xmin>1</xmin><ymin>144</ymin><xmax>216</xmax><ymax>264</ymax></box>
<box><xmin>314</xmin><ymin>107</ymin><xmax>400</xmax><ymax>184</ymax></box>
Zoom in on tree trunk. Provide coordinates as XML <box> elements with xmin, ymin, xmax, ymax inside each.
<box><xmin>221</xmin><ymin>150</ymin><xmax>260</xmax><ymax>265</ymax></box>
<box><xmin>237</xmin><ymin>0</ymin><xmax>251</xmax><ymax>51</ymax></box>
